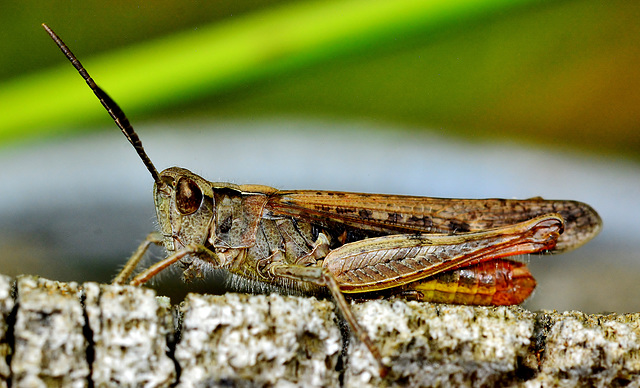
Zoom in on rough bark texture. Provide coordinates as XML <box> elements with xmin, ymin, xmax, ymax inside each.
<box><xmin>0</xmin><ymin>275</ymin><xmax>639</xmax><ymax>387</ymax></box>
<box><xmin>83</xmin><ymin>283</ymin><xmax>176</xmax><ymax>387</ymax></box>
<box><xmin>0</xmin><ymin>275</ymin><xmax>13</xmax><ymax>388</ymax></box>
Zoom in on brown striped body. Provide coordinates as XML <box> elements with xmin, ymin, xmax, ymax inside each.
<box><xmin>154</xmin><ymin>167</ymin><xmax>580</xmax><ymax>306</ymax></box>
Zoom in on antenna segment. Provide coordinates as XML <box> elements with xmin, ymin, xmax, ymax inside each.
<box><xmin>42</xmin><ymin>23</ymin><xmax>164</xmax><ymax>188</ymax></box>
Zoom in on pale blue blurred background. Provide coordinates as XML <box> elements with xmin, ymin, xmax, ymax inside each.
<box><xmin>0</xmin><ymin>121</ymin><xmax>637</xmax><ymax>313</ymax></box>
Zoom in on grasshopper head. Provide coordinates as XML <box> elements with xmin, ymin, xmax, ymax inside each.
<box><xmin>154</xmin><ymin>167</ymin><xmax>215</xmax><ymax>254</ymax></box>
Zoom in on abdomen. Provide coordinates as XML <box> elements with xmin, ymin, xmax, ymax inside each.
<box><xmin>373</xmin><ymin>259</ymin><xmax>536</xmax><ymax>306</ymax></box>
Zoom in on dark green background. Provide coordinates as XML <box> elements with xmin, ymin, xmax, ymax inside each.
<box><xmin>1</xmin><ymin>0</ymin><xmax>638</xmax><ymax>158</ymax></box>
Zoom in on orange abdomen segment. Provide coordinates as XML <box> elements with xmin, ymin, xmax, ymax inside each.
<box><xmin>400</xmin><ymin>259</ymin><xmax>536</xmax><ymax>305</ymax></box>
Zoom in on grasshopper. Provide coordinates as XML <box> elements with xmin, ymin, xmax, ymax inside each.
<box><xmin>42</xmin><ymin>24</ymin><xmax>602</xmax><ymax>373</ymax></box>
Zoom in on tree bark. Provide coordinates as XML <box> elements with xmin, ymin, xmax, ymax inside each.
<box><xmin>0</xmin><ymin>274</ymin><xmax>638</xmax><ymax>387</ymax></box>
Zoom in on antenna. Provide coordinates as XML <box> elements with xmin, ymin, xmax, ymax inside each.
<box><xmin>42</xmin><ymin>23</ymin><xmax>164</xmax><ymax>188</ymax></box>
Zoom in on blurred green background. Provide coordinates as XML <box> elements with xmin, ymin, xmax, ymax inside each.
<box><xmin>1</xmin><ymin>0</ymin><xmax>638</xmax><ymax>156</ymax></box>
<box><xmin>0</xmin><ymin>0</ymin><xmax>639</xmax><ymax>313</ymax></box>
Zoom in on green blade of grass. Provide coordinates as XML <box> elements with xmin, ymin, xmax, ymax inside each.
<box><xmin>0</xmin><ymin>0</ymin><xmax>547</xmax><ymax>144</ymax></box>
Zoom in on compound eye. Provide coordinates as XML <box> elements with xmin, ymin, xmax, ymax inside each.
<box><xmin>176</xmin><ymin>177</ymin><xmax>203</xmax><ymax>215</ymax></box>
